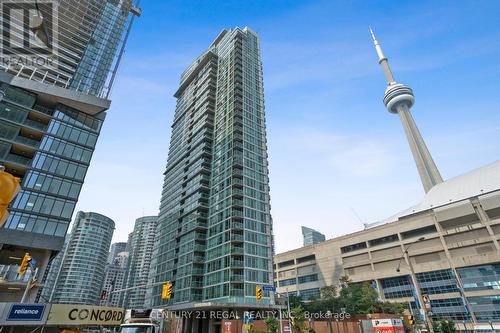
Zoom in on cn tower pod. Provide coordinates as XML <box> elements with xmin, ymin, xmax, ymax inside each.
<box><xmin>383</xmin><ymin>83</ymin><xmax>415</xmax><ymax>114</ymax></box>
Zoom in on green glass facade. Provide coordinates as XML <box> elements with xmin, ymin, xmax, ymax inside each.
<box><xmin>150</xmin><ymin>27</ymin><xmax>273</xmax><ymax>307</ymax></box>
<box><xmin>0</xmin><ymin>0</ymin><xmax>137</xmax><ymax>303</ymax></box>
<box><xmin>0</xmin><ymin>0</ymin><xmax>133</xmax><ymax>96</ymax></box>
<box><xmin>69</xmin><ymin>0</ymin><xmax>132</xmax><ymax>97</ymax></box>
<box><xmin>0</xmin><ymin>0</ymin><xmax>134</xmax><ymax>248</ymax></box>
<box><xmin>0</xmin><ymin>84</ymin><xmax>103</xmax><ymax>239</ymax></box>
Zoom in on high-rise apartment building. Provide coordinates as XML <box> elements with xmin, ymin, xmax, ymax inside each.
<box><xmin>37</xmin><ymin>235</ymin><xmax>69</xmax><ymax>303</ymax></box>
<box><xmin>149</xmin><ymin>27</ymin><xmax>274</xmax><ymax>311</ymax></box>
<box><xmin>0</xmin><ymin>0</ymin><xmax>136</xmax><ymax>97</ymax></box>
<box><xmin>0</xmin><ymin>0</ymin><xmax>140</xmax><ymax>301</ymax></box>
<box><xmin>123</xmin><ymin>216</ymin><xmax>158</xmax><ymax>308</ymax></box>
<box><xmin>301</xmin><ymin>226</ymin><xmax>326</xmax><ymax>246</ymax></box>
<box><xmin>108</xmin><ymin>241</ymin><xmax>127</xmax><ymax>265</ymax></box>
<box><xmin>51</xmin><ymin>211</ymin><xmax>114</xmax><ymax>305</ymax></box>
<box><xmin>101</xmin><ymin>250</ymin><xmax>129</xmax><ymax>307</ymax></box>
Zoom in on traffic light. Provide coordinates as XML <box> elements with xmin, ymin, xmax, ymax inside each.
<box><xmin>100</xmin><ymin>290</ymin><xmax>107</xmax><ymax>300</ymax></box>
<box><xmin>0</xmin><ymin>167</ymin><xmax>21</xmax><ymax>227</ymax></box>
<box><xmin>256</xmin><ymin>285</ymin><xmax>262</xmax><ymax>301</ymax></box>
<box><xmin>404</xmin><ymin>315</ymin><xmax>415</xmax><ymax>326</ymax></box>
<box><xmin>162</xmin><ymin>282</ymin><xmax>173</xmax><ymax>299</ymax></box>
<box><xmin>18</xmin><ymin>253</ymin><xmax>31</xmax><ymax>276</ymax></box>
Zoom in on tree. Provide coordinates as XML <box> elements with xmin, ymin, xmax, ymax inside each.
<box><xmin>299</xmin><ymin>276</ymin><xmax>407</xmax><ymax>316</ymax></box>
<box><xmin>290</xmin><ymin>305</ymin><xmax>306</xmax><ymax>333</ymax></box>
<box><xmin>339</xmin><ymin>275</ymin><xmax>350</xmax><ymax>288</ymax></box>
<box><xmin>320</xmin><ymin>285</ymin><xmax>337</xmax><ymax>300</ymax></box>
<box><xmin>264</xmin><ymin>316</ymin><xmax>279</xmax><ymax>333</ymax></box>
<box><xmin>289</xmin><ymin>295</ymin><xmax>304</xmax><ymax>309</ymax></box>
<box><xmin>337</xmin><ymin>281</ymin><xmax>377</xmax><ymax>314</ymax></box>
<box><xmin>378</xmin><ymin>301</ymin><xmax>405</xmax><ymax>315</ymax></box>
<box><xmin>438</xmin><ymin>320</ymin><xmax>457</xmax><ymax>333</ymax></box>
<box><xmin>358</xmin><ymin>282</ymin><xmax>380</xmax><ymax>314</ymax></box>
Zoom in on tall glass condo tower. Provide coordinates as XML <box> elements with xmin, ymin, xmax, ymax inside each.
<box><xmin>0</xmin><ymin>0</ymin><xmax>140</xmax><ymax>302</ymax></box>
<box><xmin>150</xmin><ymin>27</ymin><xmax>274</xmax><ymax>308</ymax></box>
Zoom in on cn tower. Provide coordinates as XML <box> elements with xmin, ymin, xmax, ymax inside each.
<box><xmin>370</xmin><ymin>29</ymin><xmax>443</xmax><ymax>193</ymax></box>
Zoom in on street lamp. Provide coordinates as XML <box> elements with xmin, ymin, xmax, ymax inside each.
<box><xmin>273</xmin><ymin>289</ymin><xmax>292</xmax><ymax>333</ymax></box>
<box><xmin>395</xmin><ymin>237</ymin><xmax>435</xmax><ymax>333</ymax></box>
<box><xmin>396</xmin><ymin>237</ymin><xmax>425</xmax><ymax>273</ymax></box>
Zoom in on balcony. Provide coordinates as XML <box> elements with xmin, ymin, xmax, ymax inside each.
<box><xmin>193</xmin><ymin>255</ymin><xmax>205</xmax><ymax>263</ymax></box>
<box><xmin>231</xmin><ymin>222</ymin><xmax>244</xmax><ymax>230</ymax></box>
<box><xmin>231</xmin><ymin>209</ymin><xmax>243</xmax><ymax>218</ymax></box>
<box><xmin>192</xmin><ymin>268</ymin><xmax>205</xmax><ymax>275</ymax></box>
<box><xmin>193</xmin><ymin>244</ymin><xmax>206</xmax><ymax>252</ymax></box>
<box><xmin>23</xmin><ymin>119</ymin><xmax>47</xmax><ymax>132</ymax></box>
<box><xmin>229</xmin><ymin>289</ymin><xmax>244</xmax><ymax>297</ymax></box>
<box><xmin>230</xmin><ymin>273</ymin><xmax>244</xmax><ymax>282</ymax></box>
<box><xmin>5</xmin><ymin>153</ymin><xmax>32</xmax><ymax>166</ymax></box>
<box><xmin>231</xmin><ymin>246</ymin><xmax>244</xmax><ymax>254</ymax></box>
<box><xmin>230</xmin><ymin>234</ymin><xmax>244</xmax><ymax>242</ymax></box>
<box><xmin>13</xmin><ymin>136</ymin><xmax>39</xmax><ymax>149</ymax></box>
<box><xmin>234</xmin><ymin>133</ymin><xmax>243</xmax><ymax>142</ymax></box>
<box><xmin>233</xmin><ymin>157</ymin><xmax>243</xmax><ymax>168</ymax></box>
<box><xmin>191</xmin><ymin>281</ymin><xmax>204</xmax><ymax>288</ymax></box>
<box><xmin>232</xmin><ymin>178</ymin><xmax>243</xmax><ymax>188</ymax></box>
<box><xmin>232</xmin><ymin>199</ymin><xmax>244</xmax><ymax>208</ymax></box>
<box><xmin>232</xmin><ymin>188</ymin><xmax>244</xmax><ymax>197</ymax></box>
<box><xmin>32</xmin><ymin>104</ymin><xmax>53</xmax><ymax>116</ymax></box>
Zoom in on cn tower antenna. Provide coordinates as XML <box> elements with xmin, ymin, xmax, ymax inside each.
<box><xmin>369</xmin><ymin>28</ymin><xmax>395</xmax><ymax>85</ymax></box>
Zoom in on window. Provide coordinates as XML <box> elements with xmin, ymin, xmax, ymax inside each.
<box><xmin>368</xmin><ymin>234</ymin><xmax>398</xmax><ymax>247</ymax></box>
<box><xmin>381</xmin><ymin>276</ymin><xmax>413</xmax><ymax>299</ymax></box>
<box><xmin>401</xmin><ymin>225</ymin><xmax>437</xmax><ymax>239</ymax></box>
<box><xmin>416</xmin><ymin>269</ymin><xmax>459</xmax><ymax>295</ymax></box>
<box><xmin>298</xmin><ymin>274</ymin><xmax>318</xmax><ymax>284</ymax></box>
<box><xmin>279</xmin><ymin>278</ymin><xmax>296</xmax><ymax>286</ymax></box>
<box><xmin>458</xmin><ymin>264</ymin><xmax>500</xmax><ymax>291</ymax></box>
<box><xmin>278</xmin><ymin>260</ymin><xmax>294</xmax><ymax>269</ymax></box>
<box><xmin>341</xmin><ymin>242</ymin><xmax>367</xmax><ymax>254</ymax></box>
<box><xmin>300</xmin><ymin>288</ymin><xmax>320</xmax><ymax>301</ymax></box>
<box><xmin>297</xmin><ymin>254</ymin><xmax>315</xmax><ymax>263</ymax></box>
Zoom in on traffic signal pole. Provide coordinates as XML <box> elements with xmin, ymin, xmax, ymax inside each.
<box><xmin>286</xmin><ymin>289</ymin><xmax>291</xmax><ymax>333</ymax></box>
<box><xmin>398</xmin><ymin>239</ymin><xmax>434</xmax><ymax>333</ymax></box>
<box><xmin>21</xmin><ymin>267</ymin><xmax>38</xmax><ymax>303</ymax></box>
<box><xmin>271</xmin><ymin>289</ymin><xmax>292</xmax><ymax>333</ymax></box>
<box><xmin>104</xmin><ymin>280</ymin><xmax>172</xmax><ymax>301</ymax></box>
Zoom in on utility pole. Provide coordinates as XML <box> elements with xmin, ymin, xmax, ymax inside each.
<box><xmin>286</xmin><ymin>289</ymin><xmax>292</xmax><ymax>332</ymax></box>
<box><xmin>279</xmin><ymin>305</ymin><xmax>284</xmax><ymax>333</ymax></box>
<box><xmin>397</xmin><ymin>237</ymin><xmax>434</xmax><ymax>333</ymax></box>
<box><xmin>404</xmin><ymin>251</ymin><xmax>434</xmax><ymax>333</ymax></box>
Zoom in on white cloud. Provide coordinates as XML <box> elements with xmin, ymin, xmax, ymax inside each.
<box><xmin>274</xmin><ymin>128</ymin><xmax>400</xmax><ymax>178</ymax></box>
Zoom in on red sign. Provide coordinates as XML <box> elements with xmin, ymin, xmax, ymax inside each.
<box><xmin>224</xmin><ymin>321</ymin><xmax>232</xmax><ymax>333</ymax></box>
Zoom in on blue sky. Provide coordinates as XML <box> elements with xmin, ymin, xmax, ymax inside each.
<box><xmin>75</xmin><ymin>0</ymin><xmax>500</xmax><ymax>253</ymax></box>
